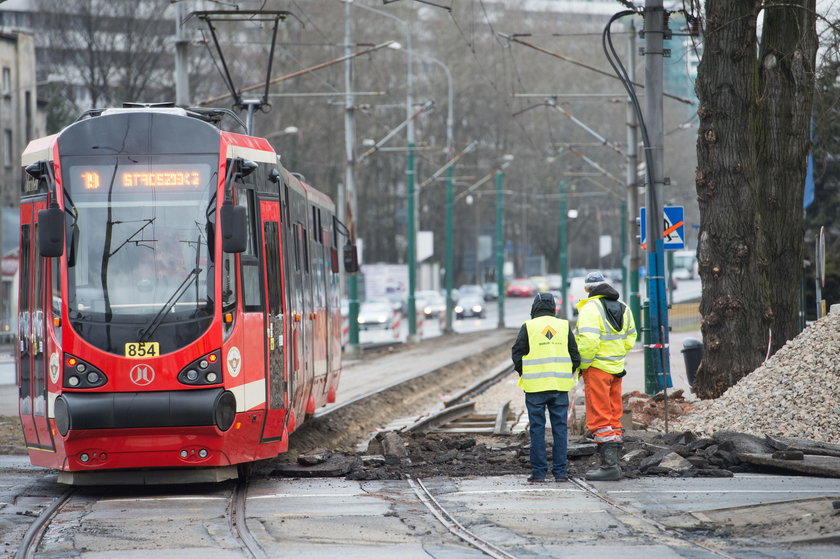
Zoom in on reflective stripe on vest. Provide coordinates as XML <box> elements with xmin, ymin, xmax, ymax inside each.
<box><xmin>576</xmin><ymin>296</ymin><xmax>633</xmax><ymax>375</ymax></box>
<box><xmin>518</xmin><ymin>315</ymin><xmax>575</xmax><ymax>393</ymax></box>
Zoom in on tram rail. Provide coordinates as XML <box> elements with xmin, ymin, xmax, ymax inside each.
<box><xmin>14</xmin><ymin>488</ymin><xmax>74</xmax><ymax>559</ymax></box>
<box><xmin>569</xmin><ymin>477</ymin><xmax>739</xmax><ymax>559</ymax></box>
<box><xmin>407</xmin><ymin>476</ymin><xmax>517</xmax><ymax>559</ymax></box>
<box><xmin>229</xmin><ymin>480</ymin><xmax>267</xmax><ymax>559</ymax></box>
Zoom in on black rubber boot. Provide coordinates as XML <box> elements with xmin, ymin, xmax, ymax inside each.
<box><xmin>585</xmin><ymin>442</ymin><xmax>622</xmax><ymax>481</ymax></box>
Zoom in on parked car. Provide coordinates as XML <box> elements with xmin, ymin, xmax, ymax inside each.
<box><xmin>458</xmin><ymin>284</ymin><xmax>486</xmax><ymax>300</ymax></box>
<box><xmin>505</xmin><ymin>278</ymin><xmax>537</xmax><ymax>297</ymax></box>
<box><xmin>566</xmin><ymin>276</ymin><xmax>587</xmax><ymax>316</ymax></box>
<box><xmin>529</xmin><ymin>275</ymin><xmax>550</xmax><ymax>292</ymax></box>
<box><xmin>546</xmin><ymin>274</ymin><xmax>563</xmax><ymax>291</ymax></box>
<box><xmin>481</xmin><ymin>282</ymin><xmax>499</xmax><ymax>300</ymax></box>
<box><xmin>548</xmin><ymin>291</ymin><xmax>563</xmax><ymax>316</ymax></box>
<box><xmin>455</xmin><ymin>295</ymin><xmax>486</xmax><ymax>319</ymax></box>
<box><xmin>357</xmin><ymin>299</ymin><xmax>396</xmax><ymax>330</ymax></box>
<box><xmin>417</xmin><ymin>290</ymin><xmax>445</xmax><ymax>317</ymax></box>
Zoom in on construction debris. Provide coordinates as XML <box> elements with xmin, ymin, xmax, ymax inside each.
<box><xmin>676</xmin><ymin>311</ymin><xmax>840</xmax><ymax>444</ymax></box>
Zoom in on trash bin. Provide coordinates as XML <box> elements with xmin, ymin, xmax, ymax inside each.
<box><xmin>681</xmin><ymin>338</ymin><xmax>703</xmax><ymax>388</ymax></box>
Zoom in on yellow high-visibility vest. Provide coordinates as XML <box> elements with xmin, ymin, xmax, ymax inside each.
<box><xmin>575</xmin><ymin>295</ymin><xmax>637</xmax><ymax>375</ymax></box>
<box><xmin>518</xmin><ymin>315</ymin><xmax>575</xmax><ymax>393</ymax></box>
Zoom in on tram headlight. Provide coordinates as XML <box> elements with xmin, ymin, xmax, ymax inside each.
<box><xmin>63</xmin><ymin>354</ymin><xmax>107</xmax><ymax>388</ymax></box>
<box><xmin>178</xmin><ymin>350</ymin><xmax>222</xmax><ymax>385</ymax></box>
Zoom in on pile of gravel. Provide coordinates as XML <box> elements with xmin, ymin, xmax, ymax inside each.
<box><xmin>675</xmin><ymin>311</ymin><xmax>840</xmax><ymax>444</ymax></box>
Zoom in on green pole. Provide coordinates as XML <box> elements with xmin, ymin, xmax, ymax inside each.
<box><xmin>348</xmin><ymin>275</ymin><xmax>359</xmax><ymax>347</ymax></box>
<box><xmin>496</xmin><ymin>169</ymin><xmax>505</xmax><ymax>329</ymax></box>
<box><xmin>407</xmin><ymin>141</ymin><xmax>417</xmax><ymax>339</ymax></box>
<box><xmin>444</xmin><ymin>164</ymin><xmax>454</xmax><ymax>333</ymax></box>
<box><xmin>559</xmin><ymin>180</ymin><xmax>568</xmax><ymax>319</ymax></box>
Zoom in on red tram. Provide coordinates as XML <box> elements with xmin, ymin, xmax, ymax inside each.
<box><xmin>16</xmin><ymin>106</ymin><xmax>356</xmax><ymax>483</ymax></box>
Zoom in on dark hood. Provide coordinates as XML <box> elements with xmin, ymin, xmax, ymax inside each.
<box><xmin>588</xmin><ymin>283</ymin><xmax>625</xmax><ymax>330</ymax></box>
<box><xmin>588</xmin><ymin>283</ymin><xmax>620</xmax><ymax>300</ymax></box>
<box><xmin>530</xmin><ymin>292</ymin><xmax>557</xmax><ymax>318</ymax></box>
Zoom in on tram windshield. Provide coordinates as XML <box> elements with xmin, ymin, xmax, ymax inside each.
<box><xmin>60</xmin><ymin>155</ymin><xmax>219</xmax><ymax>353</ymax></box>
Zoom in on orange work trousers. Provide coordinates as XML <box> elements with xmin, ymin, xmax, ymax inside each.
<box><xmin>582</xmin><ymin>366</ymin><xmax>623</xmax><ymax>442</ymax></box>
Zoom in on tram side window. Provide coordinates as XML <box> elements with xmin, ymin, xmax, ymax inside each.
<box><xmin>237</xmin><ymin>187</ymin><xmax>263</xmax><ymax>312</ymax></box>
<box><xmin>311</xmin><ymin>207</ymin><xmax>325</xmax><ymax>308</ymax></box>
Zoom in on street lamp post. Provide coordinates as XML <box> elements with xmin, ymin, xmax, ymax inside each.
<box><xmin>348</xmin><ymin>1</ymin><xmax>418</xmax><ymax>341</ymax></box>
<box><xmin>416</xmin><ymin>54</ymin><xmax>456</xmax><ymax>334</ymax></box>
<box><xmin>496</xmin><ymin>167</ymin><xmax>506</xmax><ymax>329</ymax></box>
<box><xmin>496</xmin><ymin>155</ymin><xmax>514</xmax><ymax>329</ymax></box>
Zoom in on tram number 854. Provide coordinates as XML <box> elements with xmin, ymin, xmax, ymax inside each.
<box><xmin>125</xmin><ymin>342</ymin><xmax>160</xmax><ymax>358</ymax></box>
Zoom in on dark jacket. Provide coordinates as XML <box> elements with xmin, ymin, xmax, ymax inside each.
<box><xmin>586</xmin><ymin>283</ymin><xmax>625</xmax><ymax>331</ymax></box>
<box><xmin>511</xmin><ymin>292</ymin><xmax>580</xmax><ymax>376</ymax></box>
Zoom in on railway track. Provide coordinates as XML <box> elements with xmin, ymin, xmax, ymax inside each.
<box><xmin>407</xmin><ymin>476</ymin><xmax>517</xmax><ymax>559</ymax></box>
<box><xmin>569</xmin><ymin>477</ymin><xmax>739</xmax><ymax>559</ymax></box>
<box><xmin>13</xmin><ymin>480</ymin><xmax>269</xmax><ymax>559</ymax></box>
<box><xmin>14</xmin><ymin>487</ymin><xmax>74</xmax><ymax>559</ymax></box>
<box><xmin>229</xmin><ymin>480</ymin><xmax>267</xmax><ymax>559</ymax></box>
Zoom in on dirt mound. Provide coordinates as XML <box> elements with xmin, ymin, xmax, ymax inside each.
<box><xmin>676</xmin><ymin>312</ymin><xmax>840</xmax><ymax>443</ymax></box>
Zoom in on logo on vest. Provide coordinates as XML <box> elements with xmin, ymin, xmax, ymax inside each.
<box><xmin>541</xmin><ymin>325</ymin><xmax>556</xmax><ymax>340</ymax></box>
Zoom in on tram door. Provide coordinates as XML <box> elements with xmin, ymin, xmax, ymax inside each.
<box><xmin>283</xmin><ymin>185</ymin><xmax>307</xmax><ymax>425</ymax></box>
<box><xmin>260</xmin><ymin>200</ymin><xmax>285</xmax><ymax>440</ymax></box>
<box><xmin>17</xmin><ymin>202</ymin><xmax>53</xmax><ymax>451</ymax></box>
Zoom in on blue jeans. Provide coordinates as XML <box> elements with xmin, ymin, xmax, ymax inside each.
<box><xmin>525</xmin><ymin>391</ymin><xmax>569</xmax><ymax>479</ymax></box>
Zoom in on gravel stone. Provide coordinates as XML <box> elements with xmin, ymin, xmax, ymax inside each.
<box><xmin>674</xmin><ymin>312</ymin><xmax>840</xmax><ymax>444</ymax></box>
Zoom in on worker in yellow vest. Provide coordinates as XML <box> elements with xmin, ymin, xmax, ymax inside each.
<box><xmin>575</xmin><ymin>271</ymin><xmax>637</xmax><ymax>481</ymax></box>
<box><xmin>512</xmin><ymin>292</ymin><xmax>580</xmax><ymax>483</ymax></box>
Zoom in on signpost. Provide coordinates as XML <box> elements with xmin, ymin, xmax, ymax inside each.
<box><xmin>639</xmin><ymin>206</ymin><xmax>685</xmax><ymax>251</ymax></box>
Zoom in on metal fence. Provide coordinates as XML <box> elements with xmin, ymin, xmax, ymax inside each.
<box><xmin>669</xmin><ymin>301</ymin><xmax>701</xmax><ymax>331</ymax></box>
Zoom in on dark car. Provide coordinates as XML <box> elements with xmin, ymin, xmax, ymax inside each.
<box><xmin>455</xmin><ymin>295</ymin><xmax>486</xmax><ymax>319</ymax></box>
<box><xmin>482</xmin><ymin>282</ymin><xmax>499</xmax><ymax>301</ymax></box>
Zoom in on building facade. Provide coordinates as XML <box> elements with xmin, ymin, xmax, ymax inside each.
<box><xmin>0</xmin><ymin>30</ymin><xmax>45</xmax><ymax>341</ymax></box>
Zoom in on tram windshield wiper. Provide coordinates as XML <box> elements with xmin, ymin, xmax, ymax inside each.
<box><xmin>138</xmin><ymin>267</ymin><xmax>202</xmax><ymax>342</ymax></box>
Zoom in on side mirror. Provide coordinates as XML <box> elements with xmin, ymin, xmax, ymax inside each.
<box><xmin>237</xmin><ymin>159</ymin><xmax>258</xmax><ymax>179</ymax></box>
<box><xmin>220</xmin><ymin>202</ymin><xmax>247</xmax><ymax>253</ymax></box>
<box><xmin>343</xmin><ymin>244</ymin><xmax>359</xmax><ymax>273</ymax></box>
<box><xmin>26</xmin><ymin>160</ymin><xmax>48</xmax><ymax>180</ymax></box>
<box><xmin>38</xmin><ymin>207</ymin><xmax>65</xmax><ymax>257</ymax></box>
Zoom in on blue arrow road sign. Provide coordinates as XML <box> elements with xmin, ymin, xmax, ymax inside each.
<box><xmin>640</xmin><ymin>206</ymin><xmax>685</xmax><ymax>250</ymax></box>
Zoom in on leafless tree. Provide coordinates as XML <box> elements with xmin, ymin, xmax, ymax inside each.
<box><xmin>694</xmin><ymin>0</ymin><xmax>817</xmax><ymax>398</ymax></box>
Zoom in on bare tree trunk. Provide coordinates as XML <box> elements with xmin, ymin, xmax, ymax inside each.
<box><xmin>757</xmin><ymin>1</ymin><xmax>817</xmax><ymax>352</ymax></box>
<box><xmin>695</xmin><ymin>1</ymin><xmax>768</xmax><ymax>398</ymax></box>
<box><xmin>695</xmin><ymin>0</ymin><xmax>817</xmax><ymax>398</ymax></box>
